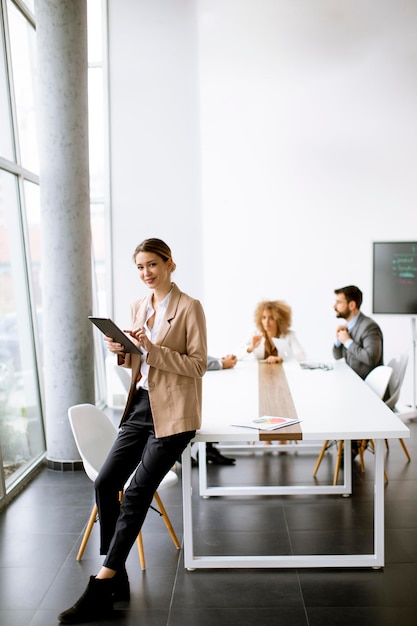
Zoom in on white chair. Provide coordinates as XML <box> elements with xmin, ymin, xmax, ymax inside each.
<box><xmin>355</xmin><ymin>365</ymin><xmax>393</xmax><ymax>480</ymax></box>
<box><xmin>68</xmin><ymin>403</ymin><xmax>180</xmax><ymax>570</ymax></box>
<box><xmin>313</xmin><ymin>365</ymin><xmax>393</xmax><ymax>484</ymax></box>
<box><xmin>114</xmin><ymin>364</ymin><xmax>132</xmax><ymax>394</ymax></box>
<box><xmin>364</xmin><ymin>364</ymin><xmax>393</xmax><ymax>398</ymax></box>
<box><xmin>381</xmin><ymin>354</ymin><xmax>411</xmax><ymax>461</ymax></box>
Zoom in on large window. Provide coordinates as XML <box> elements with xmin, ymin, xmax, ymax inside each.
<box><xmin>0</xmin><ymin>0</ymin><xmax>110</xmax><ymax>503</ymax></box>
<box><xmin>88</xmin><ymin>0</ymin><xmax>111</xmax><ymax>402</ymax></box>
<box><xmin>0</xmin><ymin>0</ymin><xmax>44</xmax><ymax>499</ymax></box>
<box><xmin>0</xmin><ymin>169</ymin><xmax>44</xmax><ymax>491</ymax></box>
<box><xmin>7</xmin><ymin>0</ymin><xmax>38</xmax><ymax>174</ymax></box>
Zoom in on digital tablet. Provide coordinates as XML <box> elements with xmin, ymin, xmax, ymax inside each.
<box><xmin>88</xmin><ymin>317</ymin><xmax>142</xmax><ymax>354</ymax></box>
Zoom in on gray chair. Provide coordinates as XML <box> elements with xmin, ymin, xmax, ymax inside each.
<box><xmin>313</xmin><ymin>365</ymin><xmax>393</xmax><ymax>484</ymax></box>
<box><xmin>383</xmin><ymin>353</ymin><xmax>411</xmax><ymax>461</ymax></box>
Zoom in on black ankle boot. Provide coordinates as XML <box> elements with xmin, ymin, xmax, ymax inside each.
<box><xmin>58</xmin><ymin>576</ymin><xmax>114</xmax><ymax>624</ymax></box>
<box><xmin>206</xmin><ymin>445</ymin><xmax>236</xmax><ymax>465</ymax></box>
<box><xmin>113</xmin><ymin>567</ymin><xmax>130</xmax><ymax>602</ymax></box>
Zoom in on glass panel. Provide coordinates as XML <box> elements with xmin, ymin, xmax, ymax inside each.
<box><xmin>88</xmin><ymin>0</ymin><xmax>108</xmax><ymax>405</ymax></box>
<box><xmin>24</xmin><ymin>0</ymin><xmax>35</xmax><ymax>14</ymax></box>
<box><xmin>23</xmin><ymin>180</ymin><xmax>43</xmax><ymax>368</ymax></box>
<box><xmin>88</xmin><ymin>66</ymin><xmax>105</xmax><ymax>198</ymax></box>
<box><xmin>87</xmin><ymin>0</ymin><xmax>103</xmax><ymax>63</ymax></box>
<box><xmin>0</xmin><ymin>170</ymin><xmax>45</xmax><ymax>491</ymax></box>
<box><xmin>0</xmin><ymin>8</ymin><xmax>14</xmax><ymax>160</ymax></box>
<box><xmin>7</xmin><ymin>0</ymin><xmax>38</xmax><ymax>173</ymax></box>
<box><xmin>91</xmin><ymin>201</ymin><xmax>107</xmax><ymax>404</ymax></box>
<box><xmin>91</xmin><ymin>202</ymin><xmax>106</xmax><ymax>313</ymax></box>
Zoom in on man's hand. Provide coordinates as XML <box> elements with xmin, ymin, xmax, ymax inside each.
<box><xmin>221</xmin><ymin>354</ymin><xmax>237</xmax><ymax>369</ymax></box>
<box><xmin>336</xmin><ymin>326</ymin><xmax>351</xmax><ymax>344</ymax></box>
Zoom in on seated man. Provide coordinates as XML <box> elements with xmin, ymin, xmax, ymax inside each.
<box><xmin>200</xmin><ymin>355</ymin><xmax>238</xmax><ymax>465</ymax></box>
<box><xmin>332</xmin><ymin>285</ymin><xmax>384</xmax><ymax>459</ymax></box>
<box><xmin>332</xmin><ymin>285</ymin><xmax>383</xmax><ymax>380</ymax></box>
<box><xmin>207</xmin><ymin>354</ymin><xmax>237</xmax><ymax>371</ymax></box>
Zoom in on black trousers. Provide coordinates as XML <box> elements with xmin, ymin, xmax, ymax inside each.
<box><xmin>95</xmin><ymin>387</ymin><xmax>195</xmax><ymax>571</ymax></box>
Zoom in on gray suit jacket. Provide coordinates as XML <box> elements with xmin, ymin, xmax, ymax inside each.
<box><xmin>332</xmin><ymin>312</ymin><xmax>383</xmax><ymax>379</ymax></box>
<box><xmin>207</xmin><ymin>356</ymin><xmax>222</xmax><ymax>371</ymax></box>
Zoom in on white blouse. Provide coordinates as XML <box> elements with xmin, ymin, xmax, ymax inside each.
<box><xmin>240</xmin><ymin>330</ymin><xmax>306</xmax><ymax>362</ymax></box>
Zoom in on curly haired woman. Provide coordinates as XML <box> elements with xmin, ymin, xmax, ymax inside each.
<box><xmin>245</xmin><ymin>300</ymin><xmax>306</xmax><ymax>363</ymax></box>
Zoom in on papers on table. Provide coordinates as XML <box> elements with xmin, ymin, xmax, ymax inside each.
<box><xmin>300</xmin><ymin>361</ymin><xmax>333</xmax><ymax>371</ymax></box>
<box><xmin>232</xmin><ymin>415</ymin><xmax>301</xmax><ymax>431</ymax></box>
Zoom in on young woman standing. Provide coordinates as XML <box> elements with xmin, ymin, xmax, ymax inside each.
<box><xmin>59</xmin><ymin>238</ymin><xmax>207</xmax><ymax>624</ymax></box>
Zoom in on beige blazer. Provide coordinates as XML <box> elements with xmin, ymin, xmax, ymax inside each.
<box><xmin>118</xmin><ymin>283</ymin><xmax>207</xmax><ymax>438</ymax></box>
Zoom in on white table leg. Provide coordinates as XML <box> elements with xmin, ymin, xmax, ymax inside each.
<box><xmin>182</xmin><ymin>437</ymin><xmax>385</xmax><ymax>569</ymax></box>
<box><xmin>181</xmin><ymin>444</ymin><xmax>195</xmax><ymax>570</ymax></box>
<box><xmin>197</xmin><ymin>440</ymin><xmax>352</xmax><ymax>497</ymax></box>
<box><xmin>373</xmin><ymin>438</ymin><xmax>385</xmax><ymax>567</ymax></box>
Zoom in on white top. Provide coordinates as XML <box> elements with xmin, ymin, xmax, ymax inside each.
<box><xmin>197</xmin><ymin>360</ymin><xmax>410</xmax><ymax>442</ymax></box>
<box><xmin>137</xmin><ymin>289</ymin><xmax>172</xmax><ymax>390</ymax></box>
<box><xmin>240</xmin><ymin>330</ymin><xmax>307</xmax><ymax>362</ymax></box>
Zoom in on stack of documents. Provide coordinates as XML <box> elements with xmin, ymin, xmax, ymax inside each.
<box><xmin>232</xmin><ymin>416</ymin><xmax>301</xmax><ymax>431</ymax></box>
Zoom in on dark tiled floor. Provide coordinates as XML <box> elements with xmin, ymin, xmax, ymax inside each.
<box><xmin>1</xmin><ymin>421</ymin><xmax>417</xmax><ymax>626</ymax></box>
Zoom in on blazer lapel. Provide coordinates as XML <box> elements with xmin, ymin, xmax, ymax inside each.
<box><xmin>350</xmin><ymin>312</ymin><xmax>363</xmax><ymax>342</ymax></box>
<box><xmin>134</xmin><ymin>296</ymin><xmax>149</xmax><ymax>330</ymax></box>
<box><xmin>154</xmin><ymin>283</ymin><xmax>181</xmax><ymax>345</ymax></box>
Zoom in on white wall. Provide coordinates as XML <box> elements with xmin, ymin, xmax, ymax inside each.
<box><xmin>108</xmin><ymin>0</ymin><xmax>417</xmax><ymax>406</ymax></box>
<box><xmin>108</xmin><ymin>0</ymin><xmax>203</xmax><ymax>323</ymax></box>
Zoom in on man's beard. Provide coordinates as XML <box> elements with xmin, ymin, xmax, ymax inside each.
<box><xmin>336</xmin><ymin>311</ymin><xmax>348</xmax><ymax>320</ymax></box>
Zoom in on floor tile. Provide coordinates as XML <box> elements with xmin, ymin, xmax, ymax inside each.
<box><xmin>0</xmin><ymin>418</ymin><xmax>416</xmax><ymax>626</ymax></box>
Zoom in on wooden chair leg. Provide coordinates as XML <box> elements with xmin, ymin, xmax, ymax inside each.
<box><xmin>333</xmin><ymin>440</ymin><xmax>344</xmax><ymax>485</ymax></box>
<box><xmin>362</xmin><ymin>439</ymin><xmax>389</xmax><ymax>482</ymax></box>
<box><xmin>313</xmin><ymin>440</ymin><xmax>330</xmax><ymax>476</ymax></box>
<box><xmin>136</xmin><ymin>531</ymin><xmax>146</xmax><ymax>570</ymax></box>
<box><xmin>357</xmin><ymin>440</ymin><xmax>366</xmax><ymax>472</ymax></box>
<box><xmin>77</xmin><ymin>491</ymin><xmax>179</xmax><ymax>571</ymax></box>
<box><xmin>399</xmin><ymin>438</ymin><xmax>411</xmax><ymax>462</ymax></box>
<box><xmin>135</xmin><ymin>491</ymin><xmax>179</xmax><ymax>571</ymax></box>
<box><xmin>153</xmin><ymin>492</ymin><xmax>180</xmax><ymax>549</ymax></box>
<box><xmin>77</xmin><ymin>504</ymin><xmax>98</xmax><ymax>561</ymax></box>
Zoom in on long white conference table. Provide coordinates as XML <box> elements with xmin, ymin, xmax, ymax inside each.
<box><xmin>181</xmin><ymin>359</ymin><xmax>410</xmax><ymax>569</ymax></box>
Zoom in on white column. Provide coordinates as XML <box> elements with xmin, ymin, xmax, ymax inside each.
<box><xmin>35</xmin><ymin>0</ymin><xmax>94</xmax><ymax>465</ymax></box>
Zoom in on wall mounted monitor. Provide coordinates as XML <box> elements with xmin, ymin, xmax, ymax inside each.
<box><xmin>373</xmin><ymin>242</ymin><xmax>417</xmax><ymax>314</ymax></box>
